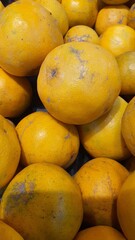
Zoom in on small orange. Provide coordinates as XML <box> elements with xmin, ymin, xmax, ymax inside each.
<box><xmin>121</xmin><ymin>96</ymin><xmax>135</xmax><ymax>156</ymax></box>
<box><xmin>74</xmin><ymin>157</ymin><xmax>129</xmax><ymax>228</ymax></box>
<box><xmin>16</xmin><ymin>111</ymin><xmax>80</xmax><ymax>168</ymax></box>
<box><xmin>78</xmin><ymin>96</ymin><xmax>131</xmax><ymax>161</ymax></box>
<box><xmin>61</xmin><ymin>0</ymin><xmax>98</xmax><ymax>28</ymax></box>
<box><xmin>74</xmin><ymin>225</ymin><xmax>126</xmax><ymax>240</ymax></box>
<box><xmin>64</xmin><ymin>25</ymin><xmax>99</xmax><ymax>44</ymax></box>
<box><xmin>0</xmin><ymin>67</ymin><xmax>32</xmax><ymax>118</ymax></box>
<box><xmin>0</xmin><ymin>0</ymin><xmax>63</xmax><ymax>76</ymax></box>
<box><xmin>99</xmin><ymin>24</ymin><xmax>135</xmax><ymax>57</ymax></box>
<box><xmin>117</xmin><ymin>171</ymin><xmax>135</xmax><ymax>240</ymax></box>
<box><xmin>1</xmin><ymin>162</ymin><xmax>83</xmax><ymax>240</ymax></box>
<box><xmin>0</xmin><ymin>114</ymin><xmax>21</xmax><ymax>189</ymax></box>
<box><xmin>0</xmin><ymin>220</ymin><xmax>24</xmax><ymax>240</ymax></box>
<box><xmin>37</xmin><ymin>41</ymin><xmax>121</xmax><ymax>125</ymax></box>
<box><xmin>95</xmin><ymin>5</ymin><xmax>129</xmax><ymax>35</ymax></box>
<box><xmin>127</xmin><ymin>3</ymin><xmax>135</xmax><ymax>29</ymax></box>
<box><xmin>116</xmin><ymin>51</ymin><xmax>135</xmax><ymax>95</ymax></box>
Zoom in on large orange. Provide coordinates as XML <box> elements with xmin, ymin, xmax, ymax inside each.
<box><xmin>61</xmin><ymin>0</ymin><xmax>98</xmax><ymax>28</ymax></box>
<box><xmin>95</xmin><ymin>5</ymin><xmax>129</xmax><ymax>35</ymax></box>
<box><xmin>74</xmin><ymin>157</ymin><xmax>129</xmax><ymax>228</ymax></box>
<box><xmin>99</xmin><ymin>24</ymin><xmax>135</xmax><ymax>57</ymax></box>
<box><xmin>0</xmin><ymin>0</ymin><xmax>63</xmax><ymax>76</ymax></box>
<box><xmin>78</xmin><ymin>96</ymin><xmax>131</xmax><ymax>161</ymax></box>
<box><xmin>1</xmin><ymin>162</ymin><xmax>83</xmax><ymax>240</ymax></box>
<box><xmin>116</xmin><ymin>51</ymin><xmax>135</xmax><ymax>95</ymax></box>
<box><xmin>16</xmin><ymin>111</ymin><xmax>80</xmax><ymax>168</ymax></box>
<box><xmin>0</xmin><ymin>67</ymin><xmax>32</xmax><ymax>118</ymax></box>
<box><xmin>117</xmin><ymin>171</ymin><xmax>135</xmax><ymax>240</ymax></box>
<box><xmin>121</xmin><ymin>96</ymin><xmax>135</xmax><ymax>156</ymax></box>
<box><xmin>74</xmin><ymin>226</ymin><xmax>126</xmax><ymax>240</ymax></box>
<box><xmin>0</xmin><ymin>114</ymin><xmax>21</xmax><ymax>189</ymax></box>
<box><xmin>37</xmin><ymin>41</ymin><xmax>121</xmax><ymax>125</ymax></box>
<box><xmin>0</xmin><ymin>220</ymin><xmax>24</xmax><ymax>240</ymax></box>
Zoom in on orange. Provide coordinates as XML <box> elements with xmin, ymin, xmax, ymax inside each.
<box><xmin>0</xmin><ymin>220</ymin><xmax>24</xmax><ymax>240</ymax></box>
<box><xmin>116</xmin><ymin>51</ymin><xmax>135</xmax><ymax>95</ymax></box>
<box><xmin>74</xmin><ymin>157</ymin><xmax>129</xmax><ymax>228</ymax></box>
<box><xmin>121</xmin><ymin>96</ymin><xmax>135</xmax><ymax>156</ymax></box>
<box><xmin>61</xmin><ymin>0</ymin><xmax>98</xmax><ymax>28</ymax></box>
<box><xmin>99</xmin><ymin>24</ymin><xmax>135</xmax><ymax>57</ymax></box>
<box><xmin>117</xmin><ymin>171</ymin><xmax>135</xmax><ymax>240</ymax></box>
<box><xmin>0</xmin><ymin>67</ymin><xmax>32</xmax><ymax>118</ymax></box>
<box><xmin>19</xmin><ymin>0</ymin><xmax>69</xmax><ymax>36</ymax></box>
<box><xmin>78</xmin><ymin>96</ymin><xmax>131</xmax><ymax>161</ymax></box>
<box><xmin>0</xmin><ymin>0</ymin><xmax>63</xmax><ymax>76</ymax></box>
<box><xmin>95</xmin><ymin>5</ymin><xmax>129</xmax><ymax>35</ymax></box>
<box><xmin>1</xmin><ymin>162</ymin><xmax>83</xmax><ymax>240</ymax></box>
<box><xmin>0</xmin><ymin>114</ymin><xmax>21</xmax><ymax>189</ymax></box>
<box><xmin>127</xmin><ymin>3</ymin><xmax>135</xmax><ymax>29</ymax></box>
<box><xmin>16</xmin><ymin>111</ymin><xmax>80</xmax><ymax>168</ymax></box>
<box><xmin>64</xmin><ymin>25</ymin><xmax>99</xmax><ymax>44</ymax></box>
<box><xmin>37</xmin><ymin>41</ymin><xmax>121</xmax><ymax>125</ymax></box>
<box><xmin>102</xmin><ymin>0</ymin><xmax>130</xmax><ymax>4</ymax></box>
<box><xmin>74</xmin><ymin>225</ymin><xmax>126</xmax><ymax>240</ymax></box>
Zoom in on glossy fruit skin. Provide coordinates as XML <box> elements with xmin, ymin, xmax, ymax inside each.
<box><xmin>78</xmin><ymin>96</ymin><xmax>131</xmax><ymax>161</ymax></box>
<box><xmin>74</xmin><ymin>157</ymin><xmax>129</xmax><ymax>228</ymax></box>
<box><xmin>1</xmin><ymin>162</ymin><xmax>83</xmax><ymax>240</ymax></box>
<box><xmin>117</xmin><ymin>171</ymin><xmax>135</xmax><ymax>240</ymax></box>
<box><xmin>37</xmin><ymin>41</ymin><xmax>121</xmax><ymax>125</ymax></box>
<box><xmin>74</xmin><ymin>225</ymin><xmax>126</xmax><ymax>240</ymax></box>
<box><xmin>61</xmin><ymin>0</ymin><xmax>98</xmax><ymax>28</ymax></box>
<box><xmin>0</xmin><ymin>0</ymin><xmax>63</xmax><ymax>76</ymax></box>
<box><xmin>0</xmin><ymin>220</ymin><xmax>24</xmax><ymax>240</ymax></box>
<box><xmin>16</xmin><ymin>111</ymin><xmax>80</xmax><ymax>168</ymax></box>
<box><xmin>99</xmin><ymin>24</ymin><xmax>135</xmax><ymax>57</ymax></box>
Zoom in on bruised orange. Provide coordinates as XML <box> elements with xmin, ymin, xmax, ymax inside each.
<box><xmin>37</xmin><ymin>41</ymin><xmax>121</xmax><ymax>125</ymax></box>
<box><xmin>1</xmin><ymin>162</ymin><xmax>83</xmax><ymax>240</ymax></box>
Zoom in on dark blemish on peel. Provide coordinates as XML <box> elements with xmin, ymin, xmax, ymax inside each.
<box><xmin>51</xmin><ymin>68</ymin><xmax>57</xmax><ymax>78</ymax></box>
<box><xmin>46</xmin><ymin>97</ymin><xmax>51</xmax><ymax>103</ymax></box>
<box><xmin>64</xmin><ymin>132</ymin><xmax>70</xmax><ymax>140</ymax></box>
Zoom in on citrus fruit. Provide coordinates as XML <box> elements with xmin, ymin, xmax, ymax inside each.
<box><xmin>64</xmin><ymin>25</ymin><xmax>99</xmax><ymax>44</ymax></box>
<box><xmin>116</xmin><ymin>51</ymin><xmax>135</xmax><ymax>95</ymax></box>
<box><xmin>61</xmin><ymin>0</ymin><xmax>98</xmax><ymax>28</ymax></box>
<box><xmin>37</xmin><ymin>41</ymin><xmax>121</xmax><ymax>125</ymax></box>
<box><xmin>0</xmin><ymin>114</ymin><xmax>21</xmax><ymax>189</ymax></box>
<box><xmin>74</xmin><ymin>225</ymin><xmax>126</xmax><ymax>240</ymax></box>
<box><xmin>117</xmin><ymin>171</ymin><xmax>135</xmax><ymax>240</ymax></box>
<box><xmin>99</xmin><ymin>24</ymin><xmax>135</xmax><ymax>57</ymax></box>
<box><xmin>16</xmin><ymin>111</ymin><xmax>80</xmax><ymax>168</ymax></box>
<box><xmin>121</xmin><ymin>96</ymin><xmax>135</xmax><ymax>156</ymax></box>
<box><xmin>0</xmin><ymin>67</ymin><xmax>32</xmax><ymax>118</ymax></box>
<box><xmin>74</xmin><ymin>157</ymin><xmax>129</xmax><ymax>228</ymax></box>
<box><xmin>0</xmin><ymin>220</ymin><xmax>24</xmax><ymax>240</ymax></box>
<box><xmin>95</xmin><ymin>5</ymin><xmax>129</xmax><ymax>35</ymax></box>
<box><xmin>78</xmin><ymin>96</ymin><xmax>131</xmax><ymax>161</ymax></box>
<box><xmin>0</xmin><ymin>0</ymin><xmax>63</xmax><ymax>76</ymax></box>
<box><xmin>1</xmin><ymin>162</ymin><xmax>83</xmax><ymax>240</ymax></box>
<box><xmin>127</xmin><ymin>3</ymin><xmax>135</xmax><ymax>29</ymax></box>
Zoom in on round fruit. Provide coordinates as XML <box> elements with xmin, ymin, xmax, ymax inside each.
<box><xmin>16</xmin><ymin>111</ymin><xmax>80</xmax><ymax>168</ymax></box>
<box><xmin>37</xmin><ymin>41</ymin><xmax>121</xmax><ymax>125</ymax></box>
<box><xmin>74</xmin><ymin>157</ymin><xmax>129</xmax><ymax>227</ymax></box>
<box><xmin>127</xmin><ymin>3</ymin><xmax>135</xmax><ymax>29</ymax></box>
<box><xmin>95</xmin><ymin>5</ymin><xmax>129</xmax><ymax>35</ymax></box>
<box><xmin>0</xmin><ymin>114</ymin><xmax>21</xmax><ymax>189</ymax></box>
<box><xmin>1</xmin><ymin>162</ymin><xmax>83</xmax><ymax>240</ymax></box>
<box><xmin>74</xmin><ymin>225</ymin><xmax>126</xmax><ymax>240</ymax></box>
<box><xmin>0</xmin><ymin>0</ymin><xmax>63</xmax><ymax>76</ymax></box>
<box><xmin>116</xmin><ymin>51</ymin><xmax>135</xmax><ymax>95</ymax></box>
<box><xmin>121</xmin><ymin>96</ymin><xmax>135</xmax><ymax>156</ymax></box>
<box><xmin>61</xmin><ymin>0</ymin><xmax>98</xmax><ymax>28</ymax></box>
<box><xmin>64</xmin><ymin>25</ymin><xmax>99</xmax><ymax>44</ymax></box>
<box><xmin>0</xmin><ymin>220</ymin><xmax>24</xmax><ymax>240</ymax></box>
<box><xmin>0</xmin><ymin>67</ymin><xmax>32</xmax><ymax>118</ymax></box>
<box><xmin>99</xmin><ymin>24</ymin><xmax>135</xmax><ymax>57</ymax></box>
<box><xmin>78</xmin><ymin>96</ymin><xmax>131</xmax><ymax>161</ymax></box>
<box><xmin>117</xmin><ymin>171</ymin><xmax>135</xmax><ymax>240</ymax></box>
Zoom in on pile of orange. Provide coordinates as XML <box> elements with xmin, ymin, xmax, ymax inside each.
<box><xmin>0</xmin><ymin>0</ymin><xmax>135</xmax><ymax>239</ymax></box>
